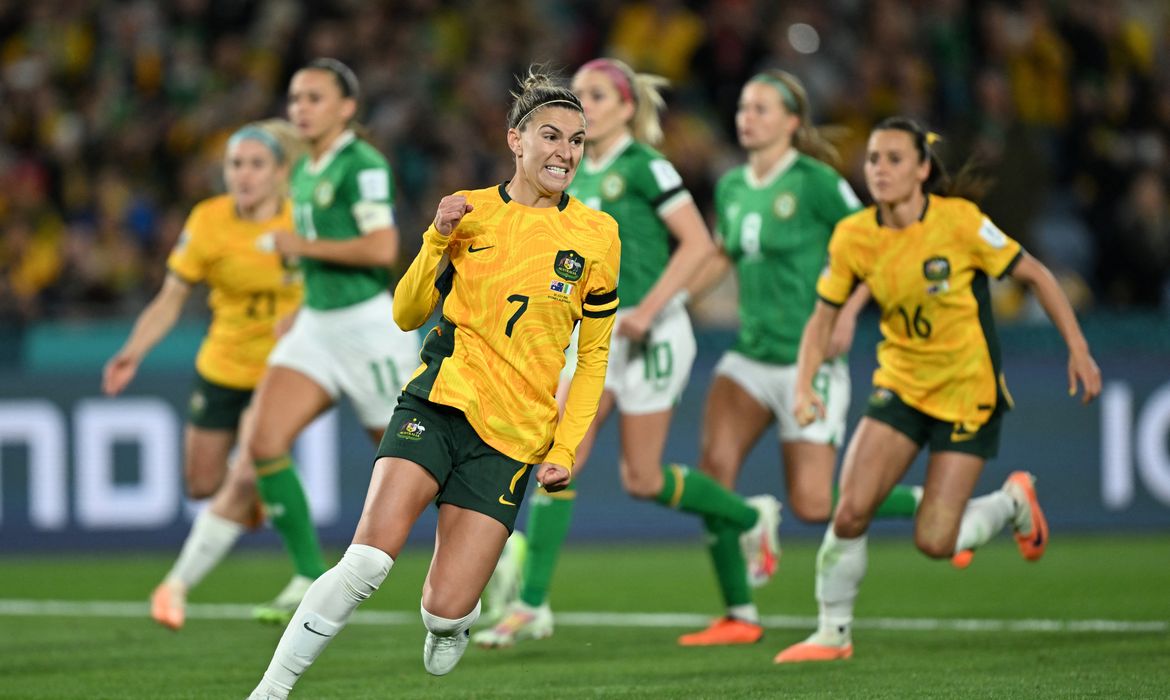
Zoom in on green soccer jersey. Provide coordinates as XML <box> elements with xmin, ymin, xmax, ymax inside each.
<box><xmin>568</xmin><ymin>135</ymin><xmax>691</xmax><ymax>308</ymax></box>
<box><xmin>290</xmin><ymin>131</ymin><xmax>396</xmax><ymax>310</ymax></box>
<box><xmin>715</xmin><ymin>150</ymin><xmax>862</xmax><ymax>364</ymax></box>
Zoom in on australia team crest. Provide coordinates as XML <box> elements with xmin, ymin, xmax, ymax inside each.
<box><xmin>554</xmin><ymin>249</ymin><xmax>585</xmax><ymax>281</ymax></box>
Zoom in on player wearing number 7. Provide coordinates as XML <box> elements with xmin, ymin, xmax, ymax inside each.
<box><xmin>774</xmin><ymin>116</ymin><xmax>1101</xmax><ymax>663</ymax></box>
<box><xmin>248</xmin><ymin>67</ymin><xmax>619</xmax><ymax>697</ymax></box>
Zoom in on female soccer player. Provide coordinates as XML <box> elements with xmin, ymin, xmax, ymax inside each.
<box><xmin>102</xmin><ymin>119</ymin><xmax>304</xmax><ymax>631</ymax></box>
<box><xmin>679</xmin><ymin>71</ymin><xmax>924</xmax><ymax>646</ymax></box>
<box><xmin>774</xmin><ymin>116</ymin><xmax>1100</xmax><ymax>663</ymax></box>
<box><xmin>243</xmin><ymin>58</ymin><xmax>421</xmax><ymax>623</ymax></box>
<box><xmin>247</xmin><ymin>68</ymin><xmax>620</xmax><ymax>698</ymax></box>
<box><xmin>474</xmin><ymin>58</ymin><xmax>776</xmax><ymax>649</ymax></box>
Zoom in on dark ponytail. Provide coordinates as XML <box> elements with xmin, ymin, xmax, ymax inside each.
<box><xmin>872</xmin><ymin>116</ymin><xmax>992</xmax><ymax>201</ymax></box>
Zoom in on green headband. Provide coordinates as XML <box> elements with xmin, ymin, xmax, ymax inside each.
<box><xmin>227</xmin><ymin>126</ymin><xmax>284</xmax><ymax>163</ymax></box>
<box><xmin>749</xmin><ymin>73</ymin><xmax>799</xmax><ymax>113</ymax></box>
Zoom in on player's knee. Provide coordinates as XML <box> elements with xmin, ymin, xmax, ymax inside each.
<box><xmin>914</xmin><ymin>531</ymin><xmax>955</xmax><ymax>560</ymax></box>
<box><xmin>788</xmin><ymin>493</ymin><xmax>832</xmax><ymax>524</ymax></box>
<box><xmin>831</xmin><ymin>500</ymin><xmax>869</xmax><ymax>538</ymax></box>
<box><xmin>697</xmin><ymin>445</ymin><xmax>738</xmax><ymax>484</ymax></box>
<box><xmin>420</xmin><ymin>599</ymin><xmax>480</xmax><ymax>635</ymax></box>
<box><xmin>337</xmin><ymin>544</ymin><xmax>393</xmax><ymax>601</ymax></box>
<box><xmin>620</xmin><ymin>467</ymin><xmax>663</xmax><ymax>500</ymax></box>
<box><xmin>183</xmin><ymin>463</ymin><xmax>222</xmax><ymax>500</ymax></box>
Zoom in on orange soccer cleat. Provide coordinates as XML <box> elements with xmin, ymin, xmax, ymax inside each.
<box><xmin>951</xmin><ymin>549</ymin><xmax>975</xmax><ymax>569</ymax></box>
<box><xmin>150</xmin><ymin>580</ymin><xmax>186</xmax><ymax>631</ymax></box>
<box><xmin>773</xmin><ymin>639</ymin><xmax>853</xmax><ymax>664</ymax></box>
<box><xmin>1003</xmin><ymin>471</ymin><xmax>1048</xmax><ymax>561</ymax></box>
<box><xmin>678</xmin><ymin>617</ymin><xmax>764</xmax><ymax>646</ymax></box>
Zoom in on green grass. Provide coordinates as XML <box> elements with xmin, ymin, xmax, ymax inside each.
<box><xmin>1</xmin><ymin>534</ymin><xmax>1167</xmax><ymax>699</ymax></box>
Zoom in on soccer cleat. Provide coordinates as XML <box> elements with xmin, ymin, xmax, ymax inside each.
<box><xmin>951</xmin><ymin>549</ymin><xmax>975</xmax><ymax>569</ymax></box>
<box><xmin>678</xmin><ymin>617</ymin><xmax>764</xmax><ymax>646</ymax></box>
<box><xmin>246</xmin><ymin>680</ymin><xmax>288</xmax><ymax>700</ymax></box>
<box><xmin>472</xmin><ymin>600</ymin><xmax>553</xmax><ymax>648</ymax></box>
<box><xmin>1003</xmin><ymin>471</ymin><xmax>1048</xmax><ymax>561</ymax></box>
<box><xmin>773</xmin><ymin>639</ymin><xmax>854</xmax><ymax>663</ymax></box>
<box><xmin>252</xmin><ymin>574</ymin><xmax>314</xmax><ymax>625</ymax></box>
<box><xmin>480</xmin><ymin>531</ymin><xmax>528</xmax><ymax>627</ymax></box>
<box><xmin>423</xmin><ymin>628</ymin><xmax>471</xmax><ymax>676</ymax></box>
<box><xmin>150</xmin><ymin>579</ymin><xmax>187</xmax><ymax>631</ymax></box>
<box><xmin>740</xmin><ymin>495</ymin><xmax>783</xmax><ymax>588</ymax></box>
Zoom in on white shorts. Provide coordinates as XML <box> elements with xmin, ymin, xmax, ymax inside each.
<box><xmin>563</xmin><ymin>296</ymin><xmax>696</xmax><ymax>415</ymax></box>
<box><xmin>714</xmin><ymin>351</ymin><xmax>850</xmax><ymax>447</ymax></box>
<box><xmin>267</xmin><ymin>292</ymin><xmax>421</xmax><ymax>428</ymax></box>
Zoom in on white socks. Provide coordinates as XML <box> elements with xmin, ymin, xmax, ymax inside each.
<box><xmin>166</xmin><ymin>510</ymin><xmax>244</xmax><ymax>589</ymax></box>
<box><xmin>421</xmin><ymin>599</ymin><xmax>482</xmax><ymax>637</ymax></box>
<box><xmin>254</xmin><ymin>544</ymin><xmax>393</xmax><ymax>698</ymax></box>
<box><xmin>954</xmin><ymin>490</ymin><xmax>1015</xmax><ymax>553</ymax></box>
<box><xmin>813</xmin><ymin>528</ymin><xmax>867</xmax><ymax>644</ymax></box>
<box><xmin>728</xmin><ymin>604</ymin><xmax>760</xmax><ymax>624</ymax></box>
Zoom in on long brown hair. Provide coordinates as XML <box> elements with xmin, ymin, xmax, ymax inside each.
<box><xmin>750</xmin><ymin>70</ymin><xmax>843</xmax><ymax>167</ymax></box>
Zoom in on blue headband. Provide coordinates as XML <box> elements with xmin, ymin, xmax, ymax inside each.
<box><xmin>227</xmin><ymin>126</ymin><xmax>284</xmax><ymax>163</ymax></box>
<box><xmin>749</xmin><ymin>73</ymin><xmax>799</xmax><ymax>113</ymax></box>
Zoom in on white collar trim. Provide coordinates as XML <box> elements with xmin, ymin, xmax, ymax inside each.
<box><xmin>307</xmin><ymin>130</ymin><xmax>356</xmax><ymax>175</ymax></box>
<box><xmin>745</xmin><ymin>148</ymin><xmax>799</xmax><ymax>189</ymax></box>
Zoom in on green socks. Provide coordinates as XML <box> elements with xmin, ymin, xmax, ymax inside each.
<box><xmin>255</xmin><ymin>455</ymin><xmax>327</xmax><ymax>579</ymax></box>
<box><xmin>519</xmin><ymin>486</ymin><xmax>576</xmax><ymax>607</ymax></box>
<box><xmin>875</xmin><ymin>484</ymin><xmax>922</xmax><ymax>518</ymax></box>
<box><xmin>654</xmin><ymin>464</ymin><xmax>758</xmax><ymax>531</ymax></box>
<box><xmin>831</xmin><ymin>484</ymin><xmax>922</xmax><ymax>519</ymax></box>
<box><xmin>703</xmin><ymin>515</ymin><xmax>753</xmax><ymax>607</ymax></box>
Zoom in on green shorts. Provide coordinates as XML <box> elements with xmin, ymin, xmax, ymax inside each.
<box><xmin>375</xmin><ymin>392</ymin><xmax>533</xmax><ymax>532</ymax></box>
<box><xmin>188</xmin><ymin>373</ymin><xmax>252</xmax><ymax>430</ymax></box>
<box><xmin>864</xmin><ymin>387</ymin><xmax>1004</xmax><ymax>459</ymax></box>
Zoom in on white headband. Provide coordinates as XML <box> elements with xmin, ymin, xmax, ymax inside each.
<box><xmin>514</xmin><ymin>99</ymin><xmax>582</xmax><ymax>129</ymax></box>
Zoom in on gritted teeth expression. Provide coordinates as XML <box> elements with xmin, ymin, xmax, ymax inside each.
<box><xmin>517</xmin><ymin>106</ymin><xmax>585</xmax><ymax>193</ymax></box>
<box><xmin>864</xmin><ymin>129</ymin><xmax>929</xmax><ymax>205</ymax></box>
<box><xmin>287</xmin><ymin>68</ymin><xmax>354</xmax><ymax>142</ymax></box>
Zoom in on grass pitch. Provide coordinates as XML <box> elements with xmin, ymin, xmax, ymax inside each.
<box><xmin>1</xmin><ymin>534</ymin><xmax>1167</xmax><ymax>699</ymax></box>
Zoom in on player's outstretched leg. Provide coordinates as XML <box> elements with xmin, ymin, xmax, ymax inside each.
<box><xmin>249</xmin><ymin>544</ymin><xmax>392</xmax><ymax>699</ymax></box>
<box><xmin>774</xmin><ymin>528</ymin><xmax>864</xmax><ymax>663</ymax></box>
<box><xmin>152</xmin><ymin>510</ymin><xmax>245</xmax><ymax>630</ymax></box>
<box><xmin>949</xmin><ymin>471</ymin><xmax>1046</xmax><ymax>568</ymax></box>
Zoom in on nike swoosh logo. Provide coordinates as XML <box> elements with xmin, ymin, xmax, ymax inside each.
<box><xmin>498</xmin><ymin>495</ymin><xmax>516</xmax><ymax>506</ymax></box>
<box><xmin>1032</xmin><ymin>529</ymin><xmax>1044</xmax><ymax>547</ymax></box>
<box><xmin>468</xmin><ymin>244</ymin><xmax>494</xmax><ymax>253</ymax></box>
<box><xmin>303</xmin><ymin>621</ymin><xmax>331</xmax><ymax>637</ymax></box>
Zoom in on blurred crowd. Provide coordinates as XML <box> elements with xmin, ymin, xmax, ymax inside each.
<box><xmin>2</xmin><ymin>0</ymin><xmax>1170</xmax><ymax>329</ymax></box>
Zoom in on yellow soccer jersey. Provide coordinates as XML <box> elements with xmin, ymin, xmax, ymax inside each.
<box><xmin>818</xmin><ymin>195</ymin><xmax>1023</xmax><ymax>429</ymax></box>
<box><xmin>167</xmin><ymin>194</ymin><xmax>302</xmax><ymax>390</ymax></box>
<box><xmin>394</xmin><ymin>184</ymin><xmax>621</xmax><ymax>466</ymax></box>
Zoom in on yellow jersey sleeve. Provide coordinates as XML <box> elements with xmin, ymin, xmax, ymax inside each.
<box><xmin>967</xmin><ymin>214</ymin><xmax>1023</xmax><ymax>278</ymax></box>
<box><xmin>392</xmin><ymin>225</ymin><xmax>452</xmax><ymax>331</ymax></box>
<box><xmin>167</xmin><ymin>204</ymin><xmax>211</xmax><ymax>284</ymax></box>
<box><xmin>816</xmin><ymin>219</ymin><xmax>865</xmax><ymax>307</ymax></box>
<box><xmin>546</xmin><ymin>236</ymin><xmax>621</xmax><ymax>469</ymax></box>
